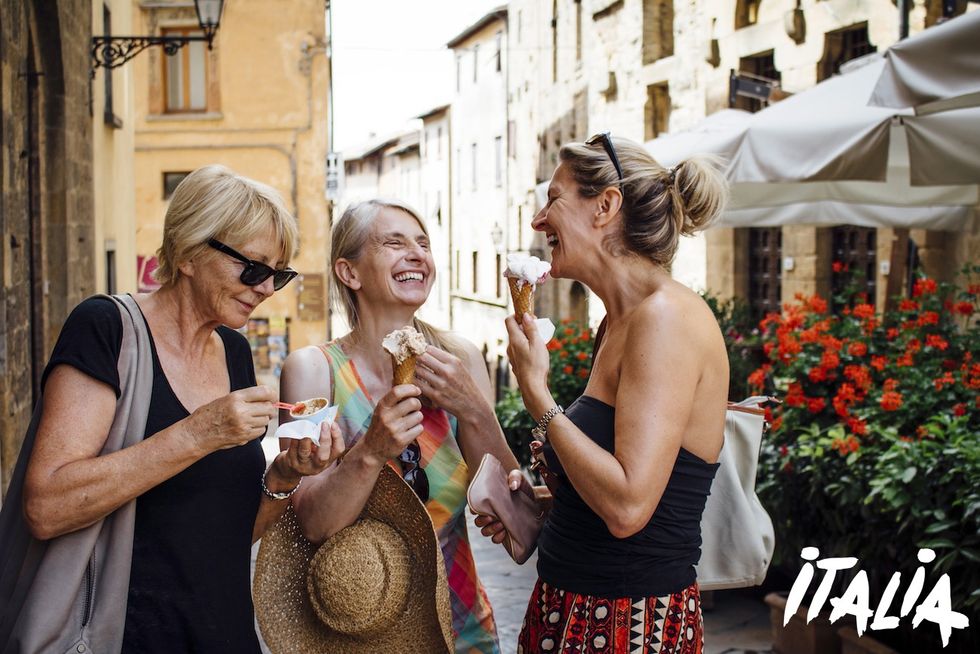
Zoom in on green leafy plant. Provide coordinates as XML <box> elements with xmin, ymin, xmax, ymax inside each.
<box><xmin>751</xmin><ymin>265</ymin><xmax>980</xmax><ymax>653</ymax></box>
<box><xmin>495</xmin><ymin>320</ymin><xmax>594</xmax><ymax>467</ymax></box>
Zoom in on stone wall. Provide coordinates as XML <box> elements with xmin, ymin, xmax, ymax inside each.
<box><xmin>1</xmin><ymin>0</ymin><xmax>95</xmax><ymax>495</ymax></box>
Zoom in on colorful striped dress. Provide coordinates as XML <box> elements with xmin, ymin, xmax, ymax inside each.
<box><xmin>318</xmin><ymin>342</ymin><xmax>500</xmax><ymax>654</ymax></box>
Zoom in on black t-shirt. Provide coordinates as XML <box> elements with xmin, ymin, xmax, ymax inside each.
<box><xmin>42</xmin><ymin>297</ymin><xmax>265</xmax><ymax>653</ymax></box>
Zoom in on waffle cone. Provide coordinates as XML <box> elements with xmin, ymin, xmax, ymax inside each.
<box><xmin>508</xmin><ymin>277</ymin><xmax>534</xmax><ymax>319</ymax></box>
<box><xmin>391</xmin><ymin>354</ymin><xmax>418</xmax><ymax>385</ymax></box>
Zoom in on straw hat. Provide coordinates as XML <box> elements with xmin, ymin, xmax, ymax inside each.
<box><xmin>253</xmin><ymin>465</ymin><xmax>454</xmax><ymax>654</ymax></box>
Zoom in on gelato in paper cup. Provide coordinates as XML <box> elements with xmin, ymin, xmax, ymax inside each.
<box><xmin>275</xmin><ymin>403</ymin><xmax>338</xmax><ymax>446</ymax></box>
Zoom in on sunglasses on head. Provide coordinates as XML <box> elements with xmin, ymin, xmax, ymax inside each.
<box><xmin>398</xmin><ymin>440</ymin><xmax>430</xmax><ymax>503</ymax></box>
<box><xmin>207</xmin><ymin>238</ymin><xmax>298</xmax><ymax>291</ymax></box>
<box><xmin>585</xmin><ymin>131</ymin><xmax>624</xmax><ymax>181</ymax></box>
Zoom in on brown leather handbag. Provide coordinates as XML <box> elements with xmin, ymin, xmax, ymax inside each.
<box><xmin>466</xmin><ymin>453</ymin><xmax>546</xmax><ymax>564</ymax></box>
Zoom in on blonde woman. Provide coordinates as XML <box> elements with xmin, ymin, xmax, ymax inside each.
<box><xmin>280</xmin><ymin>199</ymin><xmax>518</xmax><ymax>653</ymax></box>
<box><xmin>478</xmin><ymin>134</ymin><xmax>730</xmax><ymax>653</ymax></box>
<box><xmin>16</xmin><ymin>165</ymin><xmax>344</xmax><ymax>652</ymax></box>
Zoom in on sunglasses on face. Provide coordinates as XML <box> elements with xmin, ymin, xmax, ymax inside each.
<box><xmin>207</xmin><ymin>239</ymin><xmax>298</xmax><ymax>291</ymax></box>
<box><xmin>585</xmin><ymin>131</ymin><xmax>624</xmax><ymax>181</ymax></box>
<box><xmin>398</xmin><ymin>440</ymin><xmax>430</xmax><ymax>503</ymax></box>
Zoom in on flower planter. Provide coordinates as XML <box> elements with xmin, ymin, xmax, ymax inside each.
<box><xmin>765</xmin><ymin>592</ymin><xmax>841</xmax><ymax>654</ymax></box>
<box><xmin>838</xmin><ymin>626</ymin><xmax>899</xmax><ymax>654</ymax></box>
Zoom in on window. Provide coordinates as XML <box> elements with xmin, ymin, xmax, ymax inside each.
<box><xmin>456</xmin><ymin>54</ymin><xmax>462</xmax><ymax>91</ymax></box>
<box><xmin>163</xmin><ymin>171</ymin><xmax>190</xmax><ymax>199</ymax></box>
<box><xmin>455</xmin><ymin>250</ymin><xmax>461</xmax><ymax>289</ymax></box>
<box><xmin>747</xmin><ymin>228</ymin><xmax>782</xmax><ymax>321</ymax></box>
<box><xmin>437</xmin><ymin>127</ymin><xmax>443</xmax><ymax>159</ymax></box>
<box><xmin>471</xmin><ymin>143</ymin><xmax>478</xmax><ymax>191</ymax></box>
<box><xmin>435</xmin><ymin>190</ymin><xmax>442</xmax><ymax>226</ymax></box>
<box><xmin>551</xmin><ymin>1</ymin><xmax>559</xmax><ymax>83</ymax></box>
<box><xmin>494</xmin><ymin>136</ymin><xmax>503</xmax><ymax>187</ymax></box>
<box><xmin>496</xmin><ymin>254</ymin><xmax>503</xmax><ymax>297</ymax></box>
<box><xmin>832</xmin><ymin>226</ymin><xmax>877</xmax><ymax>309</ymax></box>
<box><xmin>735</xmin><ymin>51</ymin><xmax>781</xmax><ymax>113</ymax></box>
<box><xmin>517</xmin><ymin>10</ymin><xmax>522</xmax><ymax>43</ymax></box>
<box><xmin>495</xmin><ymin>32</ymin><xmax>502</xmax><ymax>72</ymax></box>
<box><xmin>473</xmin><ymin>44</ymin><xmax>479</xmax><ymax>83</ymax></box>
<box><xmin>164</xmin><ymin>28</ymin><xmax>208</xmax><ymax>112</ymax></box>
<box><xmin>642</xmin><ymin>0</ymin><xmax>674</xmax><ymax>64</ymax></box>
<box><xmin>105</xmin><ymin>242</ymin><xmax>117</xmax><ymax>295</ymax></box>
<box><xmin>819</xmin><ymin>24</ymin><xmax>876</xmax><ymax>81</ymax></box>
<box><xmin>645</xmin><ymin>83</ymin><xmax>671</xmax><ymax>140</ymax></box>
<box><xmin>575</xmin><ymin>1</ymin><xmax>583</xmax><ymax>62</ymax></box>
<box><xmin>735</xmin><ymin>0</ymin><xmax>761</xmax><ymax>29</ymax></box>
<box><xmin>472</xmin><ymin>251</ymin><xmax>479</xmax><ymax>294</ymax></box>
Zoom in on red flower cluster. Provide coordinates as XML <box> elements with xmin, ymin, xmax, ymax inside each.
<box><xmin>753</xmin><ymin>273</ymin><xmax>978</xmax><ymax>445</ymax></box>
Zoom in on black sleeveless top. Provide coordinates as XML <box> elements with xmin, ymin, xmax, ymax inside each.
<box><xmin>536</xmin><ymin>395</ymin><xmax>720</xmax><ymax>599</ymax></box>
<box><xmin>42</xmin><ymin>297</ymin><xmax>264</xmax><ymax>653</ymax></box>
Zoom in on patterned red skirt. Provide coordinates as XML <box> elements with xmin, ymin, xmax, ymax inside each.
<box><xmin>517</xmin><ymin>578</ymin><xmax>704</xmax><ymax>653</ymax></box>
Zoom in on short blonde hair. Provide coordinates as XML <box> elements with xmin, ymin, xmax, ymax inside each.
<box><xmin>559</xmin><ymin>137</ymin><xmax>727</xmax><ymax>267</ymax></box>
<box><xmin>154</xmin><ymin>165</ymin><xmax>298</xmax><ymax>287</ymax></box>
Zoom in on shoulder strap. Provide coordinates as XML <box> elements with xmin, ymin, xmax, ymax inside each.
<box><xmin>0</xmin><ymin>294</ymin><xmax>154</xmax><ymax>652</ymax></box>
<box><xmin>316</xmin><ymin>343</ymin><xmax>339</xmax><ymax>406</ymax></box>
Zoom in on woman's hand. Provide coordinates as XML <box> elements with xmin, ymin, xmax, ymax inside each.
<box><xmin>183</xmin><ymin>385</ymin><xmax>277</xmax><ymax>454</ymax></box>
<box><xmin>505</xmin><ymin>313</ymin><xmax>553</xmax><ymax>417</ymax></box>
<box><xmin>270</xmin><ymin>420</ymin><xmax>346</xmax><ymax>487</ymax></box>
<box><xmin>472</xmin><ymin>470</ymin><xmax>553</xmax><ymax>546</ymax></box>
<box><xmin>357</xmin><ymin>384</ymin><xmax>425</xmax><ymax>465</ymax></box>
<box><xmin>416</xmin><ymin>346</ymin><xmax>491</xmax><ymax>417</ymax></box>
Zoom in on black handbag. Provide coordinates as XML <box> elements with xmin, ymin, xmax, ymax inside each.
<box><xmin>0</xmin><ymin>294</ymin><xmax>153</xmax><ymax>654</ymax></box>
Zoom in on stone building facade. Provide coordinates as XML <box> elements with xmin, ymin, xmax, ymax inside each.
<box><xmin>504</xmin><ymin>0</ymin><xmax>976</xmax><ymax>328</ymax></box>
<box><xmin>131</xmin><ymin>0</ymin><xmax>331</xmax><ymax>377</ymax></box>
<box><xmin>1</xmin><ymin>0</ymin><xmax>102</xmax><ymax>493</ymax></box>
<box><xmin>446</xmin><ymin>7</ymin><xmax>514</xmax><ymax>383</ymax></box>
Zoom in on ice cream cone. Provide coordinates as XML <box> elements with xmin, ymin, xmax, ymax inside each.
<box><xmin>508</xmin><ymin>277</ymin><xmax>534</xmax><ymax>319</ymax></box>
<box><xmin>392</xmin><ymin>354</ymin><xmax>418</xmax><ymax>385</ymax></box>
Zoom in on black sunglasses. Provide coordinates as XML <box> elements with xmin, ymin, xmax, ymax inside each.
<box><xmin>207</xmin><ymin>239</ymin><xmax>298</xmax><ymax>291</ymax></box>
<box><xmin>586</xmin><ymin>131</ymin><xmax>624</xmax><ymax>181</ymax></box>
<box><xmin>398</xmin><ymin>441</ymin><xmax>430</xmax><ymax>503</ymax></box>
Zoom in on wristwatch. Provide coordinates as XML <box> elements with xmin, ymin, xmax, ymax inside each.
<box><xmin>531</xmin><ymin>404</ymin><xmax>564</xmax><ymax>441</ymax></box>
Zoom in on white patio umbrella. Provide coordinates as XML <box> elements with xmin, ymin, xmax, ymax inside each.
<box><xmin>869</xmin><ymin>10</ymin><xmax>980</xmax><ymax>113</ymax></box>
<box><xmin>641</xmin><ymin>56</ymin><xmax>979</xmax><ymax>230</ymax></box>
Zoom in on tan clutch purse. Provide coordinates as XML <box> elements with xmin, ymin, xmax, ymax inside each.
<box><xmin>466</xmin><ymin>453</ymin><xmax>545</xmax><ymax>564</ymax></box>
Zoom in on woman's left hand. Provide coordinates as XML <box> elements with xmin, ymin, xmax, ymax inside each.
<box><xmin>270</xmin><ymin>420</ymin><xmax>346</xmax><ymax>488</ymax></box>
<box><xmin>416</xmin><ymin>346</ymin><xmax>489</xmax><ymax>417</ymax></box>
<box><xmin>505</xmin><ymin>313</ymin><xmax>552</xmax><ymax>415</ymax></box>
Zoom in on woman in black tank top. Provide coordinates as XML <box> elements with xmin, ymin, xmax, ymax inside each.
<box><xmin>475</xmin><ymin>135</ymin><xmax>731</xmax><ymax>654</ymax></box>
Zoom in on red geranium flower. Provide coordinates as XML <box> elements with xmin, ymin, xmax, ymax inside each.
<box><xmin>925</xmin><ymin>334</ymin><xmax>948</xmax><ymax>351</ymax></box>
<box><xmin>898</xmin><ymin>299</ymin><xmax>919</xmax><ymax>312</ymax></box>
<box><xmin>880</xmin><ymin>391</ymin><xmax>903</xmax><ymax>412</ymax></box>
<box><xmin>807</xmin><ymin>397</ymin><xmax>827</xmax><ymax>414</ymax></box>
<box><xmin>952</xmin><ymin>403</ymin><xmax>967</xmax><ymax>417</ymax></box>
<box><xmin>870</xmin><ymin>355</ymin><xmax>888</xmax><ymax>371</ymax></box>
<box><xmin>913</xmin><ymin>278</ymin><xmax>938</xmax><ymax>297</ymax></box>
<box><xmin>562</xmin><ymin>365</ymin><xmax>573</xmax><ymax>374</ymax></box>
<box><xmin>954</xmin><ymin>301</ymin><xmax>975</xmax><ymax>316</ymax></box>
<box><xmin>848</xmin><ymin>341</ymin><xmax>868</xmax><ymax>357</ymax></box>
<box><xmin>918</xmin><ymin>311</ymin><xmax>940</xmax><ymax>327</ymax></box>
<box><xmin>852</xmin><ymin>304</ymin><xmax>876</xmax><ymax>320</ymax></box>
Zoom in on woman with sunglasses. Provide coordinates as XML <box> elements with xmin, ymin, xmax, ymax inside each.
<box><xmin>279</xmin><ymin>199</ymin><xmax>518</xmax><ymax>653</ymax></box>
<box><xmin>477</xmin><ymin>135</ymin><xmax>730</xmax><ymax>653</ymax></box>
<box><xmin>17</xmin><ymin>165</ymin><xmax>344</xmax><ymax>652</ymax></box>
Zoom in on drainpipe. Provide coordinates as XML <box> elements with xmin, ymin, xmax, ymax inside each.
<box><xmin>898</xmin><ymin>0</ymin><xmax>910</xmax><ymax>39</ymax></box>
